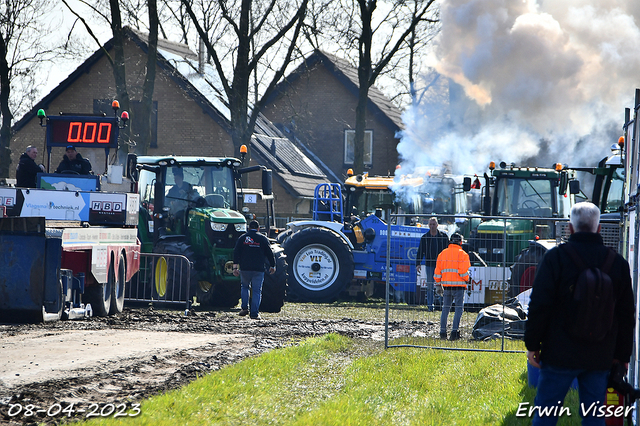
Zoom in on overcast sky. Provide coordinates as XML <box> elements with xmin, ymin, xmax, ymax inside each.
<box><xmin>42</xmin><ymin>1</ymin><xmax>113</xmax><ymax>95</ymax></box>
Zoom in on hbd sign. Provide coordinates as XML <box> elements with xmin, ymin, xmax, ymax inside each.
<box><xmin>88</xmin><ymin>193</ymin><xmax>127</xmax><ymax>225</ymax></box>
<box><xmin>91</xmin><ymin>200</ymin><xmax>123</xmax><ymax>212</ymax></box>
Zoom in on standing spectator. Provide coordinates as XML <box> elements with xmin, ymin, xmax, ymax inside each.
<box><xmin>16</xmin><ymin>146</ymin><xmax>45</xmax><ymax>188</ymax></box>
<box><xmin>55</xmin><ymin>145</ymin><xmax>92</xmax><ymax>175</ymax></box>
<box><xmin>525</xmin><ymin>202</ymin><xmax>635</xmax><ymax>425</ymax></box>
<box><xmin>232</xmin><ymin>220</ymin><xmax>276</xmax><ymax>319</ymax></box>
<box><xmin>434</xmin><ymin>233</ymin><xmax>470</xmax><ymax>340</ymax></box>
<box><xmin>416</xmin><ymin>217</ymin><xmax>449</xmax><ymax>310</ymax></box>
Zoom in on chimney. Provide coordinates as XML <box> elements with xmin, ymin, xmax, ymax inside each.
<box><xmin>271</xmin><ymin>139</ymin><xmax>276</xmax><ymax>156</ymax></box>
<box><xmin>198</xmin><ymin>38</ymin><xmax>205</xmax><ymax>75</ymax></box>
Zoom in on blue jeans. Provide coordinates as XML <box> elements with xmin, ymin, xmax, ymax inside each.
<box><xmin>440</xmin><ymin>288</ymin><xmax>464</xmax><ymax>334</ymax></box>
<box><xmin>240</xmin><ymin>271</ymin><xmax>264</xmax><ymax>317</ymax></box>
<box><xmin>532</xmin><ymin>363</ymin><xmax>609</xmax><ymax>426</ymax></box>
<box><xmin>424</xmin><ymin>266</ymin><xmax>435</xmax><ymax>310</ymax></box>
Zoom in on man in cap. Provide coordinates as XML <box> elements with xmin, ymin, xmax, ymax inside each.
<box><xmin>434</xmin><ymin>233</ymin><xmax>471</xmax><ymax>340</ymax></box>
<box><xmin>54</xmin><ymin>145</ymin><xmax>92</xmax><ymax>175</ymax></box>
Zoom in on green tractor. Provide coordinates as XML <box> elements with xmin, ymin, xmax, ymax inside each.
<box><xmin>130</xmin><ymin>153</ymin><xmax>286</xmax><ymax>312</ymax></box>
<box><xmin>468</xmin><ymin>162</ymin><xmax>580</xmax><ymax>299</ymax></box>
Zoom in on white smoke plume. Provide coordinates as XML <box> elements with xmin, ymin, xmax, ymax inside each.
<box><xmin>396</xmin><ymin>0</ymin><xmax>640</xmax><ymax>178</ymax></box>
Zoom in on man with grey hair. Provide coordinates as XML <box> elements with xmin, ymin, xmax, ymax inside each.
<box><xmin>569</xmin><ymin>201</ymin><xmax>601</xmax><ymax>233</ymax></box>
<box><xmin>525</xmin><ymin>202</ymin><xmax>635</xmax><ymax>425</ymax></box>
<box><xmin>16</xmin><ymin>145</ymin><xmax>45</xmax><ymax>188</ymax></box>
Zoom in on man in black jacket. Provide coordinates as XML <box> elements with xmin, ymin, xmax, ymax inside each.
<box><xmin>55</xmin><ymin>145</ymin><xmax>92</xmax><ymax>175</ymax></box>
<box><xmin>416</xmin><ymin>217</ymin><xmax>449</xmax><ymax>310</ymax></box>
<box><xmin>525</xmin><ymin>202</ymin><xmax>635</xmax><ymax>425</ymax></box>
<box><xmin>232</xmin><ymin>220</ymin><xmax>275</xmax><ymax>319</ymax></box>
<box><xmin>16</xmin><ymin>146</ymin><xmax>45</xmax><ymax>188</ymax></box>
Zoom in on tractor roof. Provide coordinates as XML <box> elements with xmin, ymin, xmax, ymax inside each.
<box><xmin>135</xmin><ymin>155</ymin><xmax>241</xmax><ymax>167</ymax></box>
<box><xmin>491</xmin><ymin>167</ymin><xmax>562</xmax><ymax>179</ymax></box>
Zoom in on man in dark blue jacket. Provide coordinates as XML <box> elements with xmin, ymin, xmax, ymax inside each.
<box><xmin>55</xmin><ymin>145</ymin><xmax>92</xmax><ymax>175</ymax></box>
<box><xmin>525</xmin><ymin>202</ymin><xmax>635</xmax><ymax>425</ymax></box>
<box><xmin>232</xmin><ymin>220</ymin><xmax>275</xmax><ymax>319</ymax></box>
<box><xmin>416</xmin><ymin>217</ymin><xmax>449</xmax><ymax>310</ymax></box>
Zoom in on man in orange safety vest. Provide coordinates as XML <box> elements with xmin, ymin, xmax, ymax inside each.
<box><xmin>434</xmin><ymin>233</ymin><xmax>471</xmax><ymax>341</ymax></box>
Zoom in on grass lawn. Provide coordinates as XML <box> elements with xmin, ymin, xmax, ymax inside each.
<box><xmin>83</xmin><ymin>334</ymin><xmax>585</xmax><ymax>426</ymax></box>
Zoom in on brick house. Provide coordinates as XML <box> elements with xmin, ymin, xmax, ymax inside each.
<box><xmin>9</xmin><ymin>28</ymin><xmax>327</xmax><ymax>220</ymax></box>
<box><xmin>261</xmin><ymin>50</ymin><xmax>404</xmax><ymax>180</ymax></box>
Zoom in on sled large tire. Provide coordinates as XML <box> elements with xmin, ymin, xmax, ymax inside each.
<box><xmin>260</xmin><ymin>245</ymin><xmax>287</xmax><ymax>313</ymax></box>
<box><xmin>85</xmin><ymin>281</ymin><xmax>112</xmax><ymax>317</ymax></box>
<box><xmin>283</xmin><ymin>227</ymin><xmax>354</xmax><ymax>303</ymax></box>
<box><xmin>109</xmin><ymin>253</ymin><xmax>126</xmax><ymax>314</ymax></box>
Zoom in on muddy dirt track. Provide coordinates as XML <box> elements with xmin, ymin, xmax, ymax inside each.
<box><xmin>0</xmin><ymin>302</ymin><xmax>441</xmax><ymax>425</ymax></box>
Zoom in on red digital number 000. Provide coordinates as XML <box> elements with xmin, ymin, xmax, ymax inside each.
<box><xmin>67</xmin><ymin>122</ymin><xmax>112</xmax><ymax>144</ymax></box>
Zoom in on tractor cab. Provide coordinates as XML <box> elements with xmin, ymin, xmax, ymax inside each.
<box><xmin>135</xmin><ymin>156</ymin><xmax>247</xmax><ymax>252</ymax></box>
<box><xmin>129</xmin><ymin>153</ymin><xmax>285</xmax><ymax>311</ymax></box>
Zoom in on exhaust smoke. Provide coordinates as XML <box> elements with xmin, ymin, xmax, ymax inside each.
<box><xmin>396</xmin><ymin>0</ymin><xmax>639</xmax><ymax>180</ymax></box>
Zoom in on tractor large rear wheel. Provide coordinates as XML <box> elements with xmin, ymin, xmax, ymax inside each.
<box><xmin>509</xmin><ymin>247</ymin><xmax>545</xmax><ymax>297</ymax></box>
<box><xmin>42</xmin><ymin>277</ymin><xmax>65</xmax><ymax>322</ymax></box>
<box><xmin>153</xmin><ymin>239</ymin><xmax>196</xmax><ymax>303</ymax></box>
<box><xmin>283</xmin><ymin>227</ymin><xmax>354</xmax><ymax>303</ymax></box>
<box><xmin>260</xmin><ymin>245</ymin><xmax>287</xmax><ymax>313</ymax></box>
<box><xmin>205</xmin><ymin>279</ymin><xmax>241</xmax><ymax>308</ymax></box>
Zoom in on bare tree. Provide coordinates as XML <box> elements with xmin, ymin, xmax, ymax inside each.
<box><xmin>137</xmin><ymin>0</ymin><xmax>159</xmax><ymax>154</ymax></box>
<box><xmin>0</xmin><ymin>0</ymin><xmax>59</xmax><ymax>178</ymax></box>
<box><xmin>180</xmin><ymin>0</ymin><xmax>308</xmax><ymax>154</ymax></box>
<box><xmin>108</xmin><ymin>0</ymin><xmax>133</xmax><ymax>162</ymax></box>
<box><xmin>159</xmin><ymin>0</ymin><xmax>191</xmax><ymax>43</ymax></box>
<box><xmin>383</xmin><ymin>1</ymin><xmax>440</xmax><ymax>107</ymax></box>
<box><xmin>348</xmin><ymin>0</ymin><xmax>438</xmax><ymax>174</ymax></box>
<box><xmin>318</xmin><ymin>0</ymin><xmax>438</xmax><ymax>173</ymax></box>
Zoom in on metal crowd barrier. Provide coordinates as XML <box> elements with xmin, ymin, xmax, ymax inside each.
<box><xmin>125</xmin><ymin>252</ymin><xmax>192</xmax><ymax>311</ymax></box>
<box><xmin>383</xmin><ymin>213</ymin><xmax>621</xmax><ymax>352</ymax></box>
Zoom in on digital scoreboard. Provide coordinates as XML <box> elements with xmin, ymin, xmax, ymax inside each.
<box><xmin>46</xmin><ymin>115</ymin><xmax>119</xmax><ymax>149</ymax></box>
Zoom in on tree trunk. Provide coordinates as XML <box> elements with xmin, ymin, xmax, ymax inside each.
<box><xmin>137</xmin><ymin>0</ymin><xmax>159</xmax><ymax>155</ymax></box>
<box><xmin>354</xmin><ymin>0</ymin><xmax>375</xmax><ymax>175</ymax></box>
<box><xmin>0</xmin><ymin>35</ymin><xmax>12</xmax><ymax>179</ymax></box>
<box><xmin>227</xmin><ymin>0</ymin><xmax>252</xmax><ymax>157</ymax></box>
<box><xmin>109</xmin><ymin>0</ymin><xmax>131</xmax><ymax>166</ymax></box>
